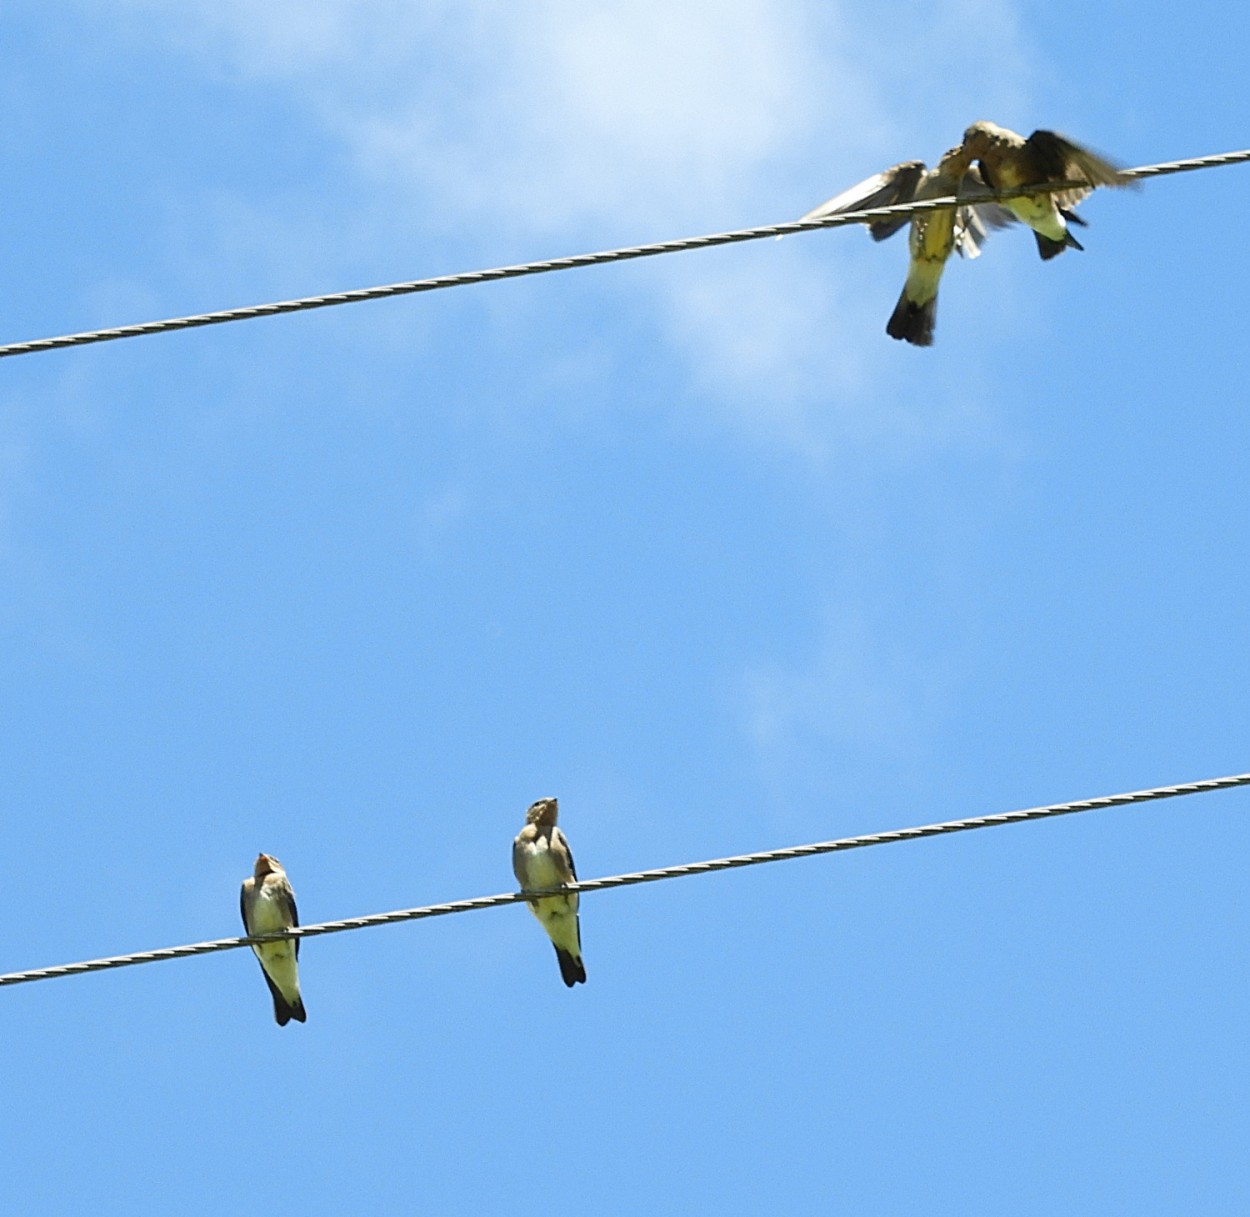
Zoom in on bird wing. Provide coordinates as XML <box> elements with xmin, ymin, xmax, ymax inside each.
<box><xmin>512</xmin><ymin>830</ymin><xmax>531</xmax><ymax>887</ymax></box>
<box><xmin>800</xmin><ymin>160</ymin><xmax>928</xmax><ymax>242</ymax></box>
<box><xmin>551</xmin><ymin>827</ymin><xmax>578</xmax><ymax>885</ymax></box>
<box><xmin>274</xmin><ymin>875</ymin><xmax>301</xmax><ymax>958</ymax></box>
<box><xmin>1025</xmin><ymin>129</ymin><xmax>1131</xmax><ymax>209</ymax></box>
<box><xmin>557</xmin><ymin>828</ymin><xmax>578</xmax><ymax>883</ymax></box>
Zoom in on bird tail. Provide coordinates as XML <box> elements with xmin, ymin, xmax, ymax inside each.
<box><xmin>1034</xmin><ymin>227</ymin><xmax>1084</xmax><ymax>260</ymax></box>
<box><xmin>886</xmin><ymin>291</ymin><xmax>936</xmax><ymax>346</ymax></box>
<box><xmin>554</xmin><ymin>946</ymin><xmax>587</xmax><ymax>987</ymax></box>
<box><xmin>265</xmin><ymin>974</ymin><xmax>307</xmax><ymax>1025</ymax></box>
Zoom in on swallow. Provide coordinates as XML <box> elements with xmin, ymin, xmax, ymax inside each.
<box><xmin>240</xmin><ymin>853</ymin><xmax>307</xmax><ymax>1025</ymax></box>
<box><xmin>512</xmin><ymin>797</ymin><xmax>585</xmax><ymax>987</ymax></box>
<box><xmin>960</xmin><ymin>121</ymin><xmax>1130</xmax><ymax>260</ymax></box>
<box><xmin>801</xmin><ymin>147</ymin><xmax>1013</xmax><ymax>345</ymax></box>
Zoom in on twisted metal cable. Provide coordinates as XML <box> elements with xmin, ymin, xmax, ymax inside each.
<box><xmin>0</xmin><ymin>148</ymin><xmax>1245</xmax><ymax>362</ymax></box>
<box><xmin>2</xmin><ymin>769</ymin><xmax>1246</xmax><ymax>989</ymax></box>
<box><xmin>1118</xmin><ymin>147</ymin><xmax>1250</xmax><ymax>181</ymax></box>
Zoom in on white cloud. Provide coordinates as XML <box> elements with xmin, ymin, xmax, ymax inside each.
<box><xmin>111</xmin><ymin>0</ymin><xmax>1040</xmax><ymax>451</ymax></box>
<box><xmin>25</xmin><ymin>0</ymin><xmax>1047</xmax><ymax>793</ymax></box>
<box><xmin>119</xmin><ymin>0</ymin><xmax>872</xmax><ymax>232</ymax></box>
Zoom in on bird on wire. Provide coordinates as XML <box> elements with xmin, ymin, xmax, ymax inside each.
<box><xmin>513</xmin><ymin>797</ymin><xmax>586</xmax><ymax>987</ymax></box>
<box><xmin>240</xmin><ymin>853</ymin><xmax>307</xmax><ymax>1026</ymax></box>
<box><xmin>800</xmin><ymin>144</ymin><xmax>1013</xmax><ymax>345</ymax></box>
<box><xmin>959</xmin><ymin>120</ymin><xmax>1132</xmax><ymax>259</ymax></box>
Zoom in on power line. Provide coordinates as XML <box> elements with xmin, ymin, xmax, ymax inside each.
<box><xmin>0</xmin><ymin>148</ymin><xmax>1246</xmax><ymax>363</ymax></box>
<box><xmin>2</xmin><ymin>769</ymin><xmax>1245</xmax><ymax>990</ymax></box>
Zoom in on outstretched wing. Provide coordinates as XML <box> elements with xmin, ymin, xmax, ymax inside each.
<box><xmin>800</xmin><ymin>160</ymin><xmax>928</xmax><ymax>242</ymax></box>
<box><xmin>1026</xmin><ymin>129</ymin><xmax>1132</xmax><ymax>210</ymax></box>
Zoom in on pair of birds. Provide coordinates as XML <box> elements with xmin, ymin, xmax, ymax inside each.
<box><xmin>801</xmin><ymin>120</ymin><xmax>1130</xmax><ymax>346</ymax></box>
<box><xmin>240</xmin><ymin>797</ymin><xmax>584</xmax><ymax>1025</ymax></box>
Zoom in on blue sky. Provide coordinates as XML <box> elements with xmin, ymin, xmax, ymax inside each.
<box><xmin>3</xmin><ymin>3</ymin><xmax>1249</xmax><ymax>1213</ymax></box>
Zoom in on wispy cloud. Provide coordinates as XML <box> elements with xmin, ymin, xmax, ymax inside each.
<box><xmin>112</xmin><ymin>0</ymin><xmax>1041</xmax><ymax>454</ymax></box>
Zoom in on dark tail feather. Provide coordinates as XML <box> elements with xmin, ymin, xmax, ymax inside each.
<box><xmin>1060</xmin><ymin>207</ymin><xmax>1089</xmax><ymax>228</ymax></box>
<box><xmin>263</xmin><ymin>972</ymin><xmax>307</xmax><ymax>1025</ymax></box>
<box><xmin>555</xmin><ymin>946</ymin><xmax>586</xmax><ymax>987</ymax></box>
<box><xmin>1035</xmin><ymin>228</ymin><xmax>1084</xmax><ymax>260</ymax></box>
<box><xmin>886</xmin><ymin>292</ymin><xmax>936</xmax><ymax>346</ymax></box>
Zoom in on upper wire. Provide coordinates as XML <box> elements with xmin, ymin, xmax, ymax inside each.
<box><xmin>0</xmin><ymin>148</ymin><xmax>1246</xmax><ymax>362</ymax></box>
<box><xmin>1</xmin><ymin>769</ymin><xmax>1246</xmax><ymax>989</ymax></box>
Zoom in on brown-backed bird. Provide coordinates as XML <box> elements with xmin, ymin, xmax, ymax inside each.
<box><xmin>801</xmin><ymin>146</ymin><xmax>1012</xmax><ymax>346</ymax></box>
<box><xmin>512</xmin><ymin>797</ymin><xmax>586</xmax><ymax>987</ymax></box>
<box><xmin>960</xmin><ymin>121</ymin><xmax>1130</xmax><ymax>260</ymax></box>
<box><xmin>240</xmin><ymin>853</ymin><xmax>307</xmax><ymax>1025</ymax></box>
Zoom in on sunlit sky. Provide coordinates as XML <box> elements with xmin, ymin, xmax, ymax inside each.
<box><xmin>3</xmin><ymin>4</ymin><xmax>1249</xmax><ymax>1214</ymax></box>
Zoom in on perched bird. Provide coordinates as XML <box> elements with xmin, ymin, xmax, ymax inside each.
<box><xmin>960</xmin><ymin>121</ymin><xmax>1130</xmax><ymax>260</ymax></box>
<box><xmin>240</xmin><ymin>853</ymin><xmax>307</xmax><ymax>1025</ymax></box>
<box><xmin>512</xmin><ymin>797</ymin><xmax>585</xmax><ymax>987</ymax></box>
<box><xmin>801</xmin><ymin>147</ymin><xmax>1012</xmax><ymax>345</ymax></box>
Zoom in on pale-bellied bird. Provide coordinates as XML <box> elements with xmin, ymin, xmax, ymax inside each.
<box><xmin>240</xmin><ymin>853</ymin><xmax>307</xmax><ymax>1025</ymax></box>
<box><xmin>960</xmin><ymin>121</ymin><xmax>1130</xmax><ymax>260</ymax></box>
<box><xmin>801</xmin><ymin>146</ymin><xmax>1013</xmax><ymax>345</ymax></box>
<box><xmin>512</xmin><ymin>797</ymin><xmax>586</xmax><ymax>987</ymax></box>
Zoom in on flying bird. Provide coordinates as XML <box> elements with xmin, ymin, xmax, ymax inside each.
<box><xmin>240</xmin><ymin>853</ymin><xmax>307</xmax><ymax>1025</ymax></box>
<box><xmin>512</xmin><ymin>797</ymin><xmax>586</xmax><ymax>987</ymax></box>
<box><xmin>960</xmin><ymin>121</ymin><xmax>1130</xmax><ymax>259</ymax></box>
<box><xmin>801</xmin><ymin>147</ymin><xmax>1012</xmax><ymax>346</ymax></box>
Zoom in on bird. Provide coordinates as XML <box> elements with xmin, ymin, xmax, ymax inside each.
<box><xmin>959</xmin><ymin>121</ymin><xmax>1130</xmax><ymax>260</ymax></box>
<box><xmin>512</xmin><ymin>797</ymin><xmax>586</xmax><ymax>987</ymax></box>
<box><xmin>240</xmin><ymin>853</ymin><xmax>307</xmax><ymax>1025</ymax></box>
<box><xmin>800</xmin><ymin>146</ymin><xmax>1013</xmax><ymax>345</ymax></box>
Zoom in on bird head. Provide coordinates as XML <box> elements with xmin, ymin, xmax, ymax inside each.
<box><xmin>254</xmin><ymin>853</ymin><xmax>282</xmax><ymax>877</ymax></box>
<box><xmin>937</xmin><ymin>143</ymin><xmax>974</xmax><ymax>181</ymax></box>
<box><xmin>961</xmin><ymin>121</ymin><xmax>1007</xmax><ymax>156</ymax></box>
<box><xmin>525</xmin><ymin>797</ymin><xmax>559</xmax><ymax>827</ymax></box>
